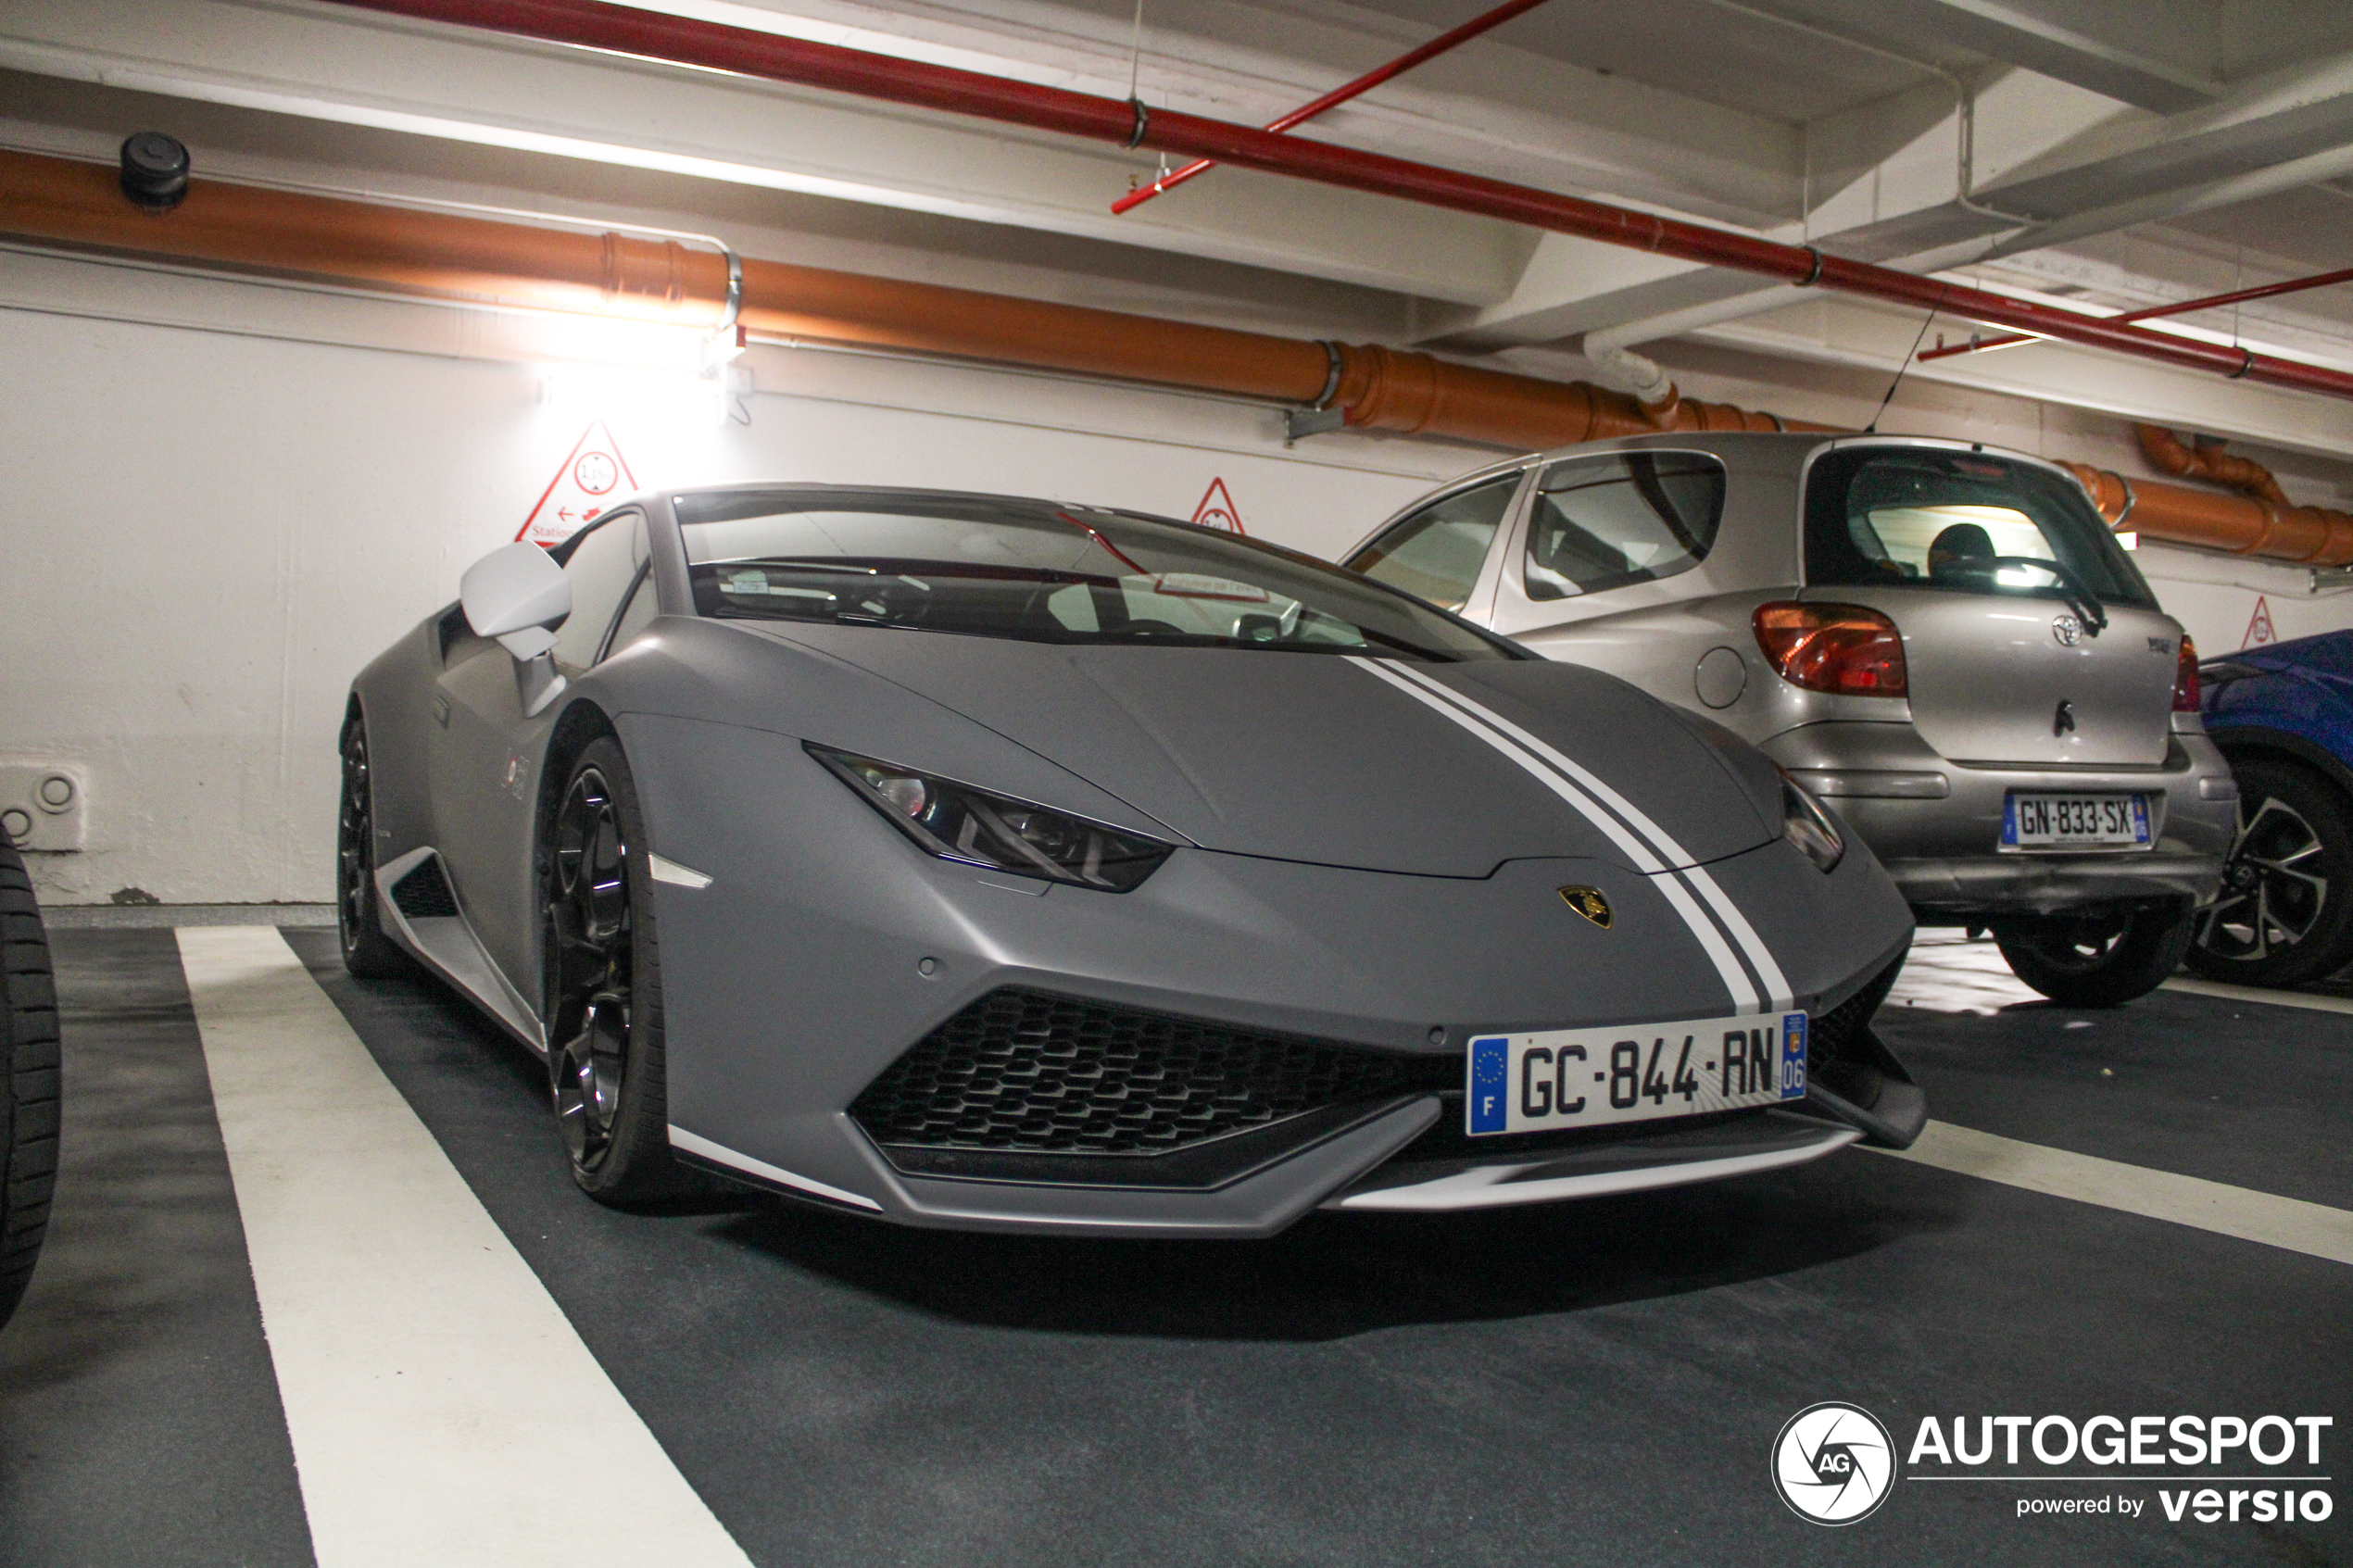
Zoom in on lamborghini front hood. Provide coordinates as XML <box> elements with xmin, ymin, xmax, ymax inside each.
<box><xmin>777</xmin><ymin>629</ymin><xmax>1778</xmax><ymax>879</ymax></box>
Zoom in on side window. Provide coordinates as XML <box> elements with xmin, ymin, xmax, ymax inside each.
<box><xmin>548</xmin><ymin>514</ymin><xmax>647</xmax><ymax>671</ymax></box>
<box><xmin>1344</xmin><ymin>475</ymin><xmax>1519</xmax><ymax>612</ymax></box>
<box><xmin>602</xmin><ymin>566</ymin><xmax>658</xmax><ymax>658</ymax></box>
<box><xmin>1524</xmin><ymin>452</ymin><xmax>1726</xmax><ymax>601</ymax></box>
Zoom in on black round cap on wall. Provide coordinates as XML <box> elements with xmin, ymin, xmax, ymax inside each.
<box><xmin>120</xmin><ymin>132</ymin><xmax>191</xmax><ymax>212</ymax></box>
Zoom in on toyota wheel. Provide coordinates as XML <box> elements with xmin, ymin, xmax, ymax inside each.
<box><xmin>1993</xmin><ymin>900</ymin><xmax>2196</xmax><ymax>1009</ymax></box>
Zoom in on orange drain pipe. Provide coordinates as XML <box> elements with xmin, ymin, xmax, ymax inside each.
<box><xmin>0</xmin><ymin>147</ymin><xmax>2343</xmax><ymax>562</ymax></box>
<box><xmin>2064</xmin><ymin>462</ymin><xmax>2353</xmax><ymax>567</ymax></box>
<box><xmin>0</xmin><ymin>147</ymin><xmax>1822</xmax><ymax>448</ymax></box>
<box><xmin>2063</xmin><ymin>430</ymin><xmax>2353</xmax><ymax>568</ymax></box>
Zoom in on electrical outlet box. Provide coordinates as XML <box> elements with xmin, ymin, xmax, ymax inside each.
<box><xmin>0</xmin><ymin>764</ymin><xmax>87</xmax><ymax>852</ymax></box>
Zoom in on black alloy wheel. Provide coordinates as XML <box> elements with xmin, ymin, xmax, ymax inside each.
<box><xmin>1992</xmin><ymin>900</ymin><xmax>2197</xmax><ymax>1009</ymax></box>
<box><xmin>337</xmin><ymin>718</ymin><xmax>410</xmax><ymax>979</ymax></box>
<box><xmin>2184</xmin><ymin>758</ymin><xmax>2353</xmax><ymax>989</ymax></box>
<box><xmin>543</xmin><ymin>738</ymin><xmax>684</xmax><ymax>1202</ymax></box>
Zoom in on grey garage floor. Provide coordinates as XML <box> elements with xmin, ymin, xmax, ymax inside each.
<box><xmin>2</xmin><ymin>926</ymin><xmax>2347</xmax><ymax>1568</ymax></box>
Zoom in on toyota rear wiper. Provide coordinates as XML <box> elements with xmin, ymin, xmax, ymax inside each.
<box><xmin>1984</xmin><ymin>556</ymin><xmax>2107</xmax><ymax>635</ymax></box>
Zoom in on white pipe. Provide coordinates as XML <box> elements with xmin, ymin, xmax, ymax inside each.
<box><xmin>1579</xmin><ymin>337</ymin><xmax>1675</xmax><ymax>402</ymax></box>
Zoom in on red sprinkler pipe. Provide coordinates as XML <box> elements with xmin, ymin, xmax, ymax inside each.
<box><xmin>327</xmin><ymin>0</ymin><xmax>2353</xmax><ymax>403</ymax></box>
<box><xmin>1919</xmin><ymin>264</ymin><xmax>2353</xmax><ymax>362</ymax></box>
<box><xmin>1109</xmin><ymin>0</ymin><xmax>1553</xmax><ymax>215</ymax></box>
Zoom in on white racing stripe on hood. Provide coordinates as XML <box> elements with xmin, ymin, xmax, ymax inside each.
<box><xmin>1347</xmin><ymin>657</ymin><xmax>1760</xmax><ymax>1012</ymax></box>
<box><xmin>1374</xmin><ymin>659</ymin><xmax>1794</xmax><ymax>1010</ymax></box>
<box><xmin>1351</xmin><ymin>657</ymin><xmax>1793</xmax><ymax>1011</ymax></box>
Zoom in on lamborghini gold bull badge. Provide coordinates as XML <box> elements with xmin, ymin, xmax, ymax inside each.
<box><xmin>1557</xmin><ymin>885</ymin><xmax>1612</xmax><ymax>928</ymax></box>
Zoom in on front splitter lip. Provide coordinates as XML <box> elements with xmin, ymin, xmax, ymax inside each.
<box><xmin>1326</xmin><ymin>1110</ymin><xmax>1861</xmax><ymax>1212</ymax></box>
<box><xmin>673</xmin><ymin>1097</ymin><xmax>1879</xmax><ymax>1235</ymax></box>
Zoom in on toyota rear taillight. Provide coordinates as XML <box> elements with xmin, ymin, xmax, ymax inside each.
<box><xmin>2173</xmin><ymin>634</ymin><xmax>2201</xmax><ymax>712</ymax></box>
<box><xmin>1753</xmin><ymin>603</ymin><xmax>1908</xmax><ymax>697</ymax></box>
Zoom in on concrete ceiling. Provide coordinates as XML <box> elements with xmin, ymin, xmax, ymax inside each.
<box><xmin>4</xmin><ymin>0</ymin><xmax>2352</xmax><ymax>451</ymax></box>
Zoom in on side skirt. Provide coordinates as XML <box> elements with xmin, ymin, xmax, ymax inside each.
<box><xmin>373</xmin><ymin>848</ymin><xmax>547</xmax><ymax>1056</ymax></box>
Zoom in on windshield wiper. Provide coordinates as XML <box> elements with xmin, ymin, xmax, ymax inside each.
<box><xmin>1983</xmin><ymin>556</ymin><xmax>2107</xmax><ymax>635</ymax></box>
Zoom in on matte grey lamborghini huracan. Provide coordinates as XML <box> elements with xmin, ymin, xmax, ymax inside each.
<box><xmin>339</xmin><ymin>484</ymin><xmax>1924</xmax><ymax>1236</ymax></box>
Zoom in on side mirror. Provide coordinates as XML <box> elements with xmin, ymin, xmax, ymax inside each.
<box><xmin>460</xmin><ymin>542</ymin><xmax>572</xmax><ymax>660</ymax></box>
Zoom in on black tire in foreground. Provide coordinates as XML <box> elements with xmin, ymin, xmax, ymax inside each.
<box><xmin>2184</xmin><ymin>756</ymin><xmax>2353</xmax><ymax>989</ymax></box>
<box><xmin>0</xmin><ymin>834</ymin><xmax>59</xmax><ymax>1331</ymax></box>
<box><xmin>1993</xmin><ymin>899</ymin><xmax>2197</xmax><ymax>1009</ymax></box>
<box><xmin>543</xmin><ymin>737</ymin><xmax>691</xmax><ymax>1205</ymax></box>
<box><xmin>338</xmin><ymin>712</ymin><xmax>412</xmax><ymax>980</ymax></box>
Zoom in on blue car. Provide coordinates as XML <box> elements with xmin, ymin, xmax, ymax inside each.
<box><xmin>2192</xmin><ymin>629</ymin><xmax>2353</xmax><ymax>986</ymax></box>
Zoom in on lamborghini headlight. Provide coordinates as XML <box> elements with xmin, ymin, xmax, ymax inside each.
<box><xmin>809</xmin><ymin>744</ymin><xmax>1175</xmax><ymax>892</ymax></box>
<box><xmin>1779</xmin><ymin>770</ymin><xmax>1844</xmax><ymax>874</ymax></box>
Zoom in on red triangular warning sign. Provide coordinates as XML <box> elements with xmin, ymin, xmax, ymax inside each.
<box><xmin>1190</xmin><ymin>477</ymin><xmax>1246</xmax><ymax>534</ymax></box>
<box><xmin>2243</xmin><ymin>595</ymin><xmax>2276</xmax><ymax>648</ymax></box>
<box><xmin>518</xmin><ymin>421</ymin><xmax>638</xmax><ymax>546</ymax></box>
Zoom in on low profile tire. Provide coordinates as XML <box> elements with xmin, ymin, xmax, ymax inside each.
<box><xmin>0</xmin><ymin>834</ymin><xmax>60</xmax><ymax>1332</ymax></box>
<box><xmin>544</xmin><ymin>737</ymin><xmax>688</xmax><ymax>1204</ymax></box>
<box><xmin>2184</xmin><ymin>757</ymin><xmax>2353</xmax><ymax>988</ymax></box>
<box><xmin>337</xmin><ymin>715</ymin><xmax>412</xmax><ymax>980</ymax></box>
<box><xmin>1992</xmin><ymin>900</ymin><xmax>2196</xmax><ymax>1009</ymax></box>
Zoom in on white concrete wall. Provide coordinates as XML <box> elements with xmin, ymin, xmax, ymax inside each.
<box><xmin>2132</xmin><ymin>543</ymin><xmax>2353</xmax><ymax>659</ymax></box>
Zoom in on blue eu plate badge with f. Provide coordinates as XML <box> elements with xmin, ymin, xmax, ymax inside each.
<box><xmin>1468</xmin><ymin>1036</ymin><xmax>1509</xmax><ymax>1134</ymax></box>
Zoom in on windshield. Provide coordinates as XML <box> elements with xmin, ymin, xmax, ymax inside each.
<box><xmin>1805</xmin><ymin>447</ymin><xmax>2156</xmax><ymax>609</ymax></box>
<box><xmin>676</xmin><ymin>490</ymin><xmax>1517</xmax><ymax>662</ymax></box>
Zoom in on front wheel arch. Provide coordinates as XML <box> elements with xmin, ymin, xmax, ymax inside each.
<box><xmin>540</xmin><ymin>732</ymin><xmax>693</xmax><ymax>1203</ymax></box>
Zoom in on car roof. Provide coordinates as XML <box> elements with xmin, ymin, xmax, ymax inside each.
<box><xmin>656</xmin><ymin>481</ymin><xmax>1128</xmax><ymax>514</ymax></box>
<box><xmin>1426</xmin><ymin>430</ymin><xmax>2093</xmax><ymax>491</ymax></box>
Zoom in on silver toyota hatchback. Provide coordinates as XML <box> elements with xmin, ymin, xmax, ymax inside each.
<box><xmin>1346</xmin><ymin>432</ymin><xmax>2236</xmax><ymax>1006</ymax></box>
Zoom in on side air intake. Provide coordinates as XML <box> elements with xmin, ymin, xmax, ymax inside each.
<box><xmin>389</xmin><ymin>856</ymin><xmax>459</xmax><ymax>920</ymax></box>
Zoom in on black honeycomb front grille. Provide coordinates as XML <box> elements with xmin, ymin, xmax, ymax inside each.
<box><xmin>1807</xmin><ymin>947</ymin><xmax>1904</xmax><ymax>1098</ymax></box>
<box><xmin>850</xmin><ymin>988</ymin><xmax>1443</xmax><ymax>1156</ymax></box>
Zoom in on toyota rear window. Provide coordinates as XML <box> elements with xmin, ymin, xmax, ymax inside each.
<box><xmin>1805</xmin><ymin>447</ymin><xmax>2157</xmax><ymax>609</ymax></box>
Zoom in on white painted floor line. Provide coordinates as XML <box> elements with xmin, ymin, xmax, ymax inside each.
<box><xmin>2159</xmin><ymin>975</ymin><xmax>2353</xmax><ymax>1015</ymax></box>
<box><xmin>177</xmin><ymin>927</ymin><xmax>753</xmax><ymax>1568</ymax></box>
<box><xmin>1884</xmin><ymin>935</ymin><xmax>2041</xmax><ymax>1016</ymax></box>
<box><xmin>1873</xmin><ymin>1121</ymin><xmax>2353</xmax><ymax>1267</ymax></box>
<box><xmin>1892</xmin><ymin>935</ymin><xmax>2353</xmax><ymax>1018</ymax></box>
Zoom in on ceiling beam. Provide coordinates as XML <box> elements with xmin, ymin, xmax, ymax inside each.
<box><xmin>1976</xmin><ymin>49</ymin><xmax>2353</xmax><ymax>220</ymax></box>
<box><xmin>1754</xmin><ymin>0</ymin><xmax>2219</xmax><ymax>112</ymax></box>
<box><xmin>0</xmin><ymin>0</ymin><xmax>1542</xmax><ymax>303</ymax></box>
<box><xmin>1689</xmin><ymin>290</ymin><xmax>2353</xmax><ymax>461</ymax></box>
